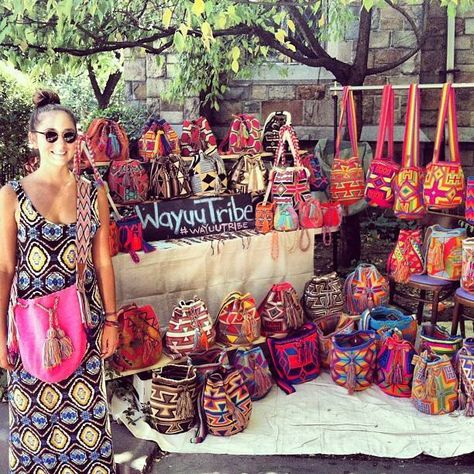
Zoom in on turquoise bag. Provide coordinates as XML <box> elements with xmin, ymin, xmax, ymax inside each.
<box><xmin>274</xmin><ymin>203</ymin><xmax>298</xmax><ymax>231</ymax></box>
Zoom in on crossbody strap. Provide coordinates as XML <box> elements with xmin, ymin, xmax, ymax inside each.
<box><xmin>335</xmin><ymin>87</ymin><xmax>359</xmax><ymax>160</ymax></box>
<box><xmin>402</xmin><ymin>84</ymin><xmax>420</xmax><ymax>168</ymax></box>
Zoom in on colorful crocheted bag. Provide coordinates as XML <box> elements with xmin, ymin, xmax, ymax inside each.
<box><xmin>393</xmin><ymin>84</ymin><xmax>426</xmax><ymax>220</ymax></box>
<box><xmin>423</xmin><ymin>83</ymin><xmax>464</xmax><ymax>210</ymax></box>
<box><xmin>180</xmin><ymin>116</ymin><xmax>217</xmax><ymax>156</ymax></box>
<box><xmin>420</xmin><ymin>325</ymin><xmax>463</xmax><ymax>361</ymax></box>
<box><xmin>232</xmin><ymin>346</ymin><xmax>274</xmax><ymax>400</ymax></box>
<box><xmin>461</xmin><ymin>238</ymin><xmax>474</xmax><ymax>292</ymax></box>
<box><xmin>266</xmin><ymin>321</ymin><xmax>320</xmax><ymax>394</ymax></box>
<box><xmin>387</xmin><ymin>228</ymin><xmax>424</xmax><ymax>283</ymax></box>
<box><xmin>466</xmin><ymin>177</ymin><xmax>474</xmax><ymax>225</ymax></box>
<box><xmin>376</xmin><ymin>331</ymin><xmax>416</xmax><ymax>398</ymax></box>
<box><xmin>412</xmin><ymin>351</ymin><xmax>458</xmax><ymax>415</ymax></box>
<box><xmin>219</xmin><ymin>113</ymin><xmax>263</xmax><ymax>154</ymax></box>
<box><xmin>329</xmin><ymin>87</ymin><xmax>365</xmax><ymax>206</ymax></box>
<box><xmin>330</xmin><ymin>330</ymin><xmax>377</xmax><ymax>394</ymax></box>
<box><xmin>343</xmin><ymin>264</ymin><xmax>389</xmax><ymax>315</ymax></box>
<box><xmin>217</xmin><ymin>292</ymin><xmax>261</xmax><ymax>346</ymax></box>
<box><xmin>107</xmin><ymin>159</ymin><xmax>149</xmax><ymax>205</ymax></box>
<box><xmin>365</xmin><ymin>84</ymin><xmax>399</xmax><ymax>208</ymax></box>
<box><xmin>456</xmin><ymin>338</ymin><xmax>474</xmax><ymax>416</ymax></box>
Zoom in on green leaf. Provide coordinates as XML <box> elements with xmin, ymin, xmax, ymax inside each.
<box><xmin>287</xmin><ymin>19</ymin><xmax>295</xmax><ymax>33</ymax></box>
<box><xmin>275</xmin><ymin>29</ymin><xmax>286</xmax><ymax>43</ymax></box>
<box><xmin>173</xmin><ymin>31</ymin><xmax>185</xmax><ymax>52</ymax></box>
<box><xmin>231</xmin><ymin>46</ymin><xmax>240</xmax><ymax>61</ymax></box>
<box><xmin>192</xmin><ymin>0</ymin><xmax>205</xmax><ymax>17</ymax></box>
<box><xmin>163</xmin><ymin>8</ymin><xmax>172</xmax><ymax>28</ymax></box>
<box><xmin>231</xmin><ymin>59</ymin><xmax>239</xmax><ymax>73</ymax></box>
<box><xmin>201</xmin><ymin>21</ymin><xmax>213</xmax><ymax>39</ymax></box>
<box><xmin>363</xmin><ymin>0</ymin><xmax>375</xmax><ymax>11</ymax></box>
<box><xmin>286</xmin><ymin>42</ymin><xmax>296</xmax><ymax>52</ymax></box>
<box><xmin>215</xmin><ymin>12</ymin><xmax>227</xmax><ymax>29</ymax></box>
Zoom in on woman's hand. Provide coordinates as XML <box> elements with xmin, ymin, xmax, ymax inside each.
<box><xmin>100</xmin><ymin>325</ymin><xmax>119</xmax><ymax>359</ymax></box>
<box><xmin>0</xmin><ymin>343</ymin><xmax>13</xmax><ymax>370</ymax></box>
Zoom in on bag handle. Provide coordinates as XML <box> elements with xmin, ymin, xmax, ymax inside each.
<box><xmin>432</xmin><ymin>83</ymin><xmax>461</xmax><ymax>164</ymax></box>
<box><xmin>374</xmin><ymin>85</ymin><xmax>394</xmax><ymax>161</ymax></box>
<box><xmin>335</xmin><ymin>87</ymin><xmax>359</xmax><ymax>160</ymax></box>
<box><xmin>274</xmin><ymin>125</ymin><xmax>302</xmax><ymax>167</ymax></box>
<box><xmin>402</xmin><ymin>84</ymin><xmax>420</xmax><ymax>168</ymax></box>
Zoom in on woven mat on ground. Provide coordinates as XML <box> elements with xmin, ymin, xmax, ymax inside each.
<box><xmin>111</xmin><ymin>372</ymin><xmax>474</xmax><ymax>459</ymax></box>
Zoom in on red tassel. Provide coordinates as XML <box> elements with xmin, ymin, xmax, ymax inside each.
<box><xmin>253</xmin><ymin>363</ymin><xmax>272</xmax><ymax>398</ymax></box>
<box><xmin>346</xmin><ymin>363</ymin><xmax>357</xmax><ymax>395</ymax></box>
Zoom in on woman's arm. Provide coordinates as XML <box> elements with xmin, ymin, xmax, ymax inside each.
<box><xmin>91</xmin><ymin>185</ymin><xmax>119</xmax><ymax>359</ymax></box>
<box><xmin>0</xmin><ymin>184</ymin><xmax>18</xmax><ymax>370</ymax></box>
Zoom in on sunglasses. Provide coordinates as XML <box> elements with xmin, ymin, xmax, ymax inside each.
<box><xmin>33</xmin><ymin>129</ymin><xmax>78</xmax><ymax>144</ymax></box>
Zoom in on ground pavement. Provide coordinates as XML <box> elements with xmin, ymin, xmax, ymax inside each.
<box><xmin>2</xmin><ymin>401</ymin><xmax>474</xmax><ymax>473</ymax></box>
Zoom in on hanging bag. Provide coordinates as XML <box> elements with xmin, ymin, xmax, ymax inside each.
<box><xmin>266</xmin><ymin>321</ymin><xmax>320</xmax><ymax>394</ymax></box>
<box><xmin>329</xmin><ymin>87</ymin><xmax>365</xmax><ymax>206</ymax></box>
<box><xmin>330</xmin><ymin>330</ymin><xmax>377</xmax><ymax>394</ymax></box>
<box><xmin>258</xmin><ymin>282</ymin><xmax>305</xmax><ymax>338</ymax></box>
<box><xmin>365</xmin><ymin>85</ymin><xmax>399</xmax><ymax>208</ymax></box>
<box><xmin>262</xmin><ymin>110</ymin><xmax>292</xmax><ymax>154</ymax></box>
<box><xmin>412</xmin><ymin>351</ymin><xmax>458</xmax><ymax>415</ymax></box>
<box><xmin>461</xmin><ymin>237</ymin><xmax>474</xmax><ymax>292</ymax></box>
<box><xmin>216</xmin><ymin>292</ymin><xmax>261</xmax><ymax>346</ymax></box>
<box><xmin>302</xmin><ymin>152</ymin><xmax>329</xmax><ymax>192</ymax></box>
<box><xmin>387</xmin><ymin>228</ymin><xmax>424</xmax><ymax>283</ymax></box>
<box><xmin>274</xmin><ymin>203</ymin><xmax>299</xmax><ymax>232</ymax></box>
<box><xmin>302</xmin><ymin>272</ymin><xmax>344</xmax><ymax>322</ymax></box>
<box><xmin>270</xmin><ymin>124</ymin><xmax>311</xmax><ymax>209</ymax></box>
<box><xmin>466</xmin><ymin>177</ymin><xmax>474</xmax><ymax>225</ymax></box>
<box><xmin>393</xmin><ymin>84</ymin><xmax>426</xmax><ymax>219</ymax></box>
<box><xmin>377</xmin><ymin>331</ymin><xmax>416</xmax><ymax>398</ymax></box>
<box><xmin>150</xmin><ymin>364</ymin><xmax>198</xmax><ymax>434</ymax></box>
<box><xmin>423</xmin><ymin>83</ymin><xmax>465</xmax><ymax>210</ymax></box>
<box><xmin>299</xmin><ymin>198</ymin><xmax>323</xmax><ymax>229</ymax></box>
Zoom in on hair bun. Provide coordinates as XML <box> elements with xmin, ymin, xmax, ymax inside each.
<box><xmin>33</xmin><ymin>89</ymin><xmax>61</xmax><ymax>109</ymax></box>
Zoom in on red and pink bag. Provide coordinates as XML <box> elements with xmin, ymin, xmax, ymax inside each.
<box><xmin>365</xmin><ymin>85</ymin><xmax>399</xmax><ymax>208</ymax></box>
<box><xmin>180</xmin><ymin>116</ymin><xmax>217</xmax><ymax>156</ymax></box>
<box><xmin>107</xmin><ymin>159</ymin><xmax>149</xmax><ymax>205</ymax></box>
<box><xmin>219</xmin><ymin>114</ymin><xmax>263</xmax><ymax>154</ymax></box>
<box><xmin>299</xmin><ymin>198</ymin><xmax>323</xmax><ymax>229</ymax></box>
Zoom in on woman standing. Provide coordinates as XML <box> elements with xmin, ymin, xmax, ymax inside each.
<box><xmin>0</xmin><ymin>90</ymin><xmax>118</xmax><ymax>473</ymax></box>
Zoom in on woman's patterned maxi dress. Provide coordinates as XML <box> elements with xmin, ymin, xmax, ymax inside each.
<box><xmin>8</xmin><ymin>180</ymin><xmax>115</xmax><ymax>474</ymax></box>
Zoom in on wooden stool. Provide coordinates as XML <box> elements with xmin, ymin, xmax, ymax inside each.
<box><xmin>451</xmin><ymin>287</ymin><xmax>474</xmax><ymax>337</ymax></box>
<box><xmin>389</xmin><ymin>274</ymin><xmax>457</xmax><ymax>325</ymax></box>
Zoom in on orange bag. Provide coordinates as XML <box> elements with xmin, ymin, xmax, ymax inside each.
<box><xmin>86</xmin><ymin>118</ymin><xmax>129</xmax><ymax>162</ymax></box>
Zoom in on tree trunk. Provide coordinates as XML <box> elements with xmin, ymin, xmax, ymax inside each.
<box><xmin>87</xmin><ymin>63</ymin><xmax>122</xmax><ymax>109</ymax></box>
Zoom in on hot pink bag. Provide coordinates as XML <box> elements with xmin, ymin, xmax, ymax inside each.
<box><xmin>8</xmin><ymin>137</ymin><xmax>97</xmax><ymax>383</ymax></box>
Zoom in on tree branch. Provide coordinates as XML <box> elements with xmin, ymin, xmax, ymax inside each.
<box><xmin>352</xmin><ymin>6</ymin><xmax>372</xmax><ymax>81</ymax></box>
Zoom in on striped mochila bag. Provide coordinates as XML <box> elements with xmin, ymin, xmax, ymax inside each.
<box><xmin>365</xmin><ymin>84</ymin><xmax>399</xmax><ymax>208</ymax></box>
<box><xmin>393</xmin><ymin>84</ymin><xmax>426</xmax><ymax>219</ymax></box>
<box><xmin>423</xmin><ymin>83</ymin><xmax>465</xmax><ymax>210</ymax></box>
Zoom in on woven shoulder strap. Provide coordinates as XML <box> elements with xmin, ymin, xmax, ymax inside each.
<box><xmin>374</xmin><ymin>84</ymin><xmax>394</xmax><ymax>161</ymax></box>
<box><xmin>335</xmin><ymin>87</ymin><xmax>358</xmax><ymax>160</ymax></box>
<box><xmin>402</xmin><ymin>84</ymin><xmax>420</xmax><ymax>167</ymax></box>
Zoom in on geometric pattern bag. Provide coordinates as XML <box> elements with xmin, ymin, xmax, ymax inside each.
<box><xmin>165</xmin><ymin>297</ymin><xmax>216</xmax><ymax>357</ymax></box>
<box><xmin>423</xmin><ymin>83</ymin><xmax>465</xmax><ymax>210</ymax></box>
<box><xmin>376</xmin><ymin>331</ymin><xmax>416</xmax><ymax>398</ymax></box>
<box><xmin>466</xmin><ymin>177</ymin><xmax>474</xmax><ymax>225</ymax></box>
<box><xmin>343</xmin><ymin>264</ymin><xmax>389</xmax><ymax>315</ymax></box>
<box><xmin>107</xmin><ymin>159</ymin><xmax>149</xmax><ymax>204</ymax></box>
<box><xmin>425</xmin><ymin>224</ymin><xmax>466</xmax><ymax>280</ymax></box>
<box><xmin>189</xmin><ymin>149</ymin><xmax>228</xmax><ymax>195</ymax></box>
<box><xmin>216</xmin><ymin>292</ymin><xmax>261</xmax><ymax>346</ymax></box>
<box><xmin>393</xmin><ymin>84</ymin><xmax>426</xmax><ymax>220</ymax></box>
<box><xmin>228</xmin><ymin>153</ymin><xmax>267</xmax><ymax>194</ymax></box>
<box><xmin>193</xmin><ymin>367</ymin><xmax>253</xmax><ymax>443</ymax></box>
<box><xmin>266</xmin><ymin>321</ymin><xmax>320</xmax><ymax>394</ymax></box>
<box><xmin>302</xmin><ymin>272</ymin><xmax>344</xmax><ymax>322</ymax></box>
<box><xmin>180</xmin><ymin>116</ymin><xmax>218</xmax><ymax>157</ymax></box>
<box><xmin>386</xmin><ymin>228</ymin><xmax>424</xmax><ymax>283</ymax></box>
<box><xmin>330</xmin><ymin>330</ymin><xmax>377</xmax><ymax>394</ymax></box>
<box><xmin>411</xmin><ymin>351</ymin><xmax>458</xmax><ymax>415</ymax></box>
<box><xmin>298</xmin><ymin>198</ymin><xmax>323</xmax><ymax>229</ymax></box>
<box><xmin>149</xmin><ymin>154</ymin><xmax>192</xmax><ymax>200</ymax></box>
<box><xmin>270</xmin><ymin>125</ymin><xmax>311</xmax><ymax>209</ymax></box>
<box><xmin>86</xmin><ymin>118</ymin><xmax>129</xmax><ymax>162</ymax></box>
<box><xmin>231</xmin><ymin>346</ymin><xmax>273</xmax><ymax>400</ymax></box>
<box><xmin>365</xmin><ymin>84</ymin><xmax>399</xmax><ymax>208</ymax></box>
<box><xmin>274</xmin><ymin>203</ymin><xmax>299</xmax><ymax>232</ymax></box>
<box><xmin>420</xmin><ymin>325</ymin><xmax>463</xmax><ymax>361</ymax></box>
<box><xmin>109</xmin><ymin>303</ymin><xmax>162</xmax><ymax>372</ymax></box>
<box><xmin>329</xmin><ymin>87</ymin><xmax>365</xmax><ymax>206</ymax></box>
<box><xmin>258</xmin><ymin>282</ymin><xmax>305</xmax><ymax>338</ymax></box>
<box><xmin>116</xmin><ymin>215</ymin><xmax>155</xmax><ymax>263</ymax></box>
<box><xmin>461</xmin><ymin>237</ymin><xmax>474</xmax><ymax>292</ymax></box>
<box><xmin>456</xmin><ymin>338</ymin><xmax>474</xmax><ymax>416</ymax></box>
<box><xmin>219</xmin><ymin>113</ymin><xmax>263</xmax><ymax>155</ymax></box>
<box><xmin>150</xmin><ymin>364</ymin><xmax>198</xmax><ymax>434</ymax></box>
<box><xmin>262</xmin><ymin>110</ymin><xmax>292</xmax><ymax>154</ymax></box>
<box><xmin>314</xmin><ymin>314</ymin><xmax>355</xmax><ymax>369</ymax></box>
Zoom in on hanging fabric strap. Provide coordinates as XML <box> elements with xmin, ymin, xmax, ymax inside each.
<box><xmin>335</xmin><ymin>86</ymin><xmax>359</xmax><ymax>160</ymax></box>
<box><xmin>402</xmin><ymin>84</ymin><xmax>420</xmax><ymax>168</ymax></box>
<box><xmin>374</xmin><ymin>84</ymin><xmax>394</xmax><ymax>161</ymax></box>
<box><xmin>432</xmin><ymin>83</ymin><xmax>461</xmax><ymax>164</ymax></box>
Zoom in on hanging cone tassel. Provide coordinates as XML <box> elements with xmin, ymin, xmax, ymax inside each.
<box><xmin>426</xmin><ymin>373</ymin><xmax>438</xmax><ymax>398</ymax></box>
<box><xmin>78</xmin><ymin>290</ymin><xmax>93</xmax><ymax>329</ymax></box>
<box><xmin>346</xmin><ymin>363</ymin><xmax>357</xmax><ymax>395</ymax></box>
<box><xmin>242</xmin><ymin>314</ymin><xmax>252</xmax><ymax>338</ymax></box>
<box><xmin>393</xmin><ymin>262</ymin><xmax>410</xmax><ymax>283</ymax></box>
<box><xmin>55</xmin><ymin>327</ymin><xmax>74</xmax><ymax>360</ymax></box>
<box><xmin>43</xmin><ymin>327</ymin><xmax>62</xmax><ymax>369</ymax></box>
<box><xmin>253</xmin><ymin>363</ymin><xmax>273</xmax><ymax>399</ymax></box>
<box><xmin>200</xmin><ymin>328</ymin><xmax>209</xmax><ymax>350</ymax></box>
<box><xmin>176</xmin><ymin>388</ymin><xmax>194</xmax><ymax>420</ymax></box>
